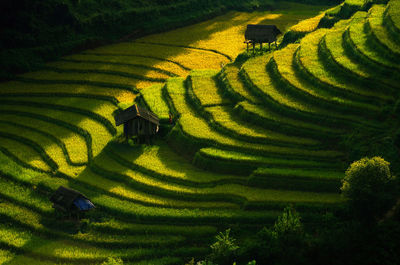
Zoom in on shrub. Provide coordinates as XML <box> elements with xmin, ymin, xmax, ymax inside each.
<box><xmin>341</xmin><ymin>157</ymin><xmax>399</xmax><ymax>222</ymax></box>
<box><xmin>209</xmin><ymin>229</ymin><xmax>239</xmax><ymax>265</ymax></box>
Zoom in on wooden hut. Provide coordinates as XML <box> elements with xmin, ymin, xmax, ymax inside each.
<box><xmin>50</xmin><ymin>186</ymin><xmax>95</xmax><ymax>217</ymax></box>
<box><xmin>244</xmin><ymin>24</ymin><xmax>282</xmax><ymax>52</ymax></box>
<box><xmin>114</xmin><ymin>104</ymin><xmax>159</xmax><ymax>144</ymax></box>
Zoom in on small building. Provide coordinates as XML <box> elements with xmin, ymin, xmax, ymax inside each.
<box><xmin>244</xmin><ymin>24</ymin><xmax>282</xmax><ymax>52</ymax></box>
<box><xmin>50</xmin><ymin>186</ymin><xmax>95</xmax><ymax>217</ymax></box>
<box><xmin>114</xmin><ymin>104</ymin><xmax>159</xmax><ymax>144</ymax></box>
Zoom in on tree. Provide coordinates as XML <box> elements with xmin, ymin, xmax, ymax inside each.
<box><xmin>209</xmin><ymin>228</ymin><xmax>239</xmax><ymax>265</ymax></box>
<box><xmin>341</xmin><ymin>157</ymin><xmax>398</xmax><ymax>222</ymax></box>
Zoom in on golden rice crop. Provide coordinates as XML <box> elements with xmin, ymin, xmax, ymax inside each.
<box><xmin>110</xmin><ymin>142</ymin><xmax>238</xmax><ymax>183</ymax></box>
<box><xmin>0</xmin><ymin>136</ymin><xmax>51</xmax><ymax>172</ymax></box>
<box><xmin>0</xmin><ymin>105</ymin><xmax>113</xmax><ymax>159</ymax></box>
<box><xmin>190</xmin><ymin>70</ymin><xmax>229</xmax><ymax>106</ymax></box>
<box><xmin>167</xmin><ymin>78</ymin><xmax>342</xmax><ymax>158</ymax></box>
<box><xmin>139</xmin><ymin>84</ymin><xmax>170</xmax><ymax>120</ymax></box>
<box><xmin>290</xmin><ymin>13</ymin><xmax>325</xmax><ymax>33</ymax></box>
<box><xmin>242</xmin><ymin>55</ymin><xmax>311</xmax><ymax>112</ymax></box>
<box><xmin>0</xmin><ymin>81</ymin><xmax>136</xmax><ymax>103</ymax></box>
<box><xmin>205</xmin><ymin>105</ymin><xmax>319</xmax><ymax>145</ymax></box>
<box><xmin>0</xmin><ymin>122</ymin><xmax>85</xmax><ymax>176</ymax></box>
<box><xmin>0</xmin><ymin>114</ymin><xmax>88</xmax><ymax>164</ymax></box>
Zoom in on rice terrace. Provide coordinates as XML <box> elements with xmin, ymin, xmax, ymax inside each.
<box><xmin>0</xmin><ymin>0</ymin><xmax>400</xmax><ymax>264</ymax></box>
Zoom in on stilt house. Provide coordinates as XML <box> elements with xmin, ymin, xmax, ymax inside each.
<box><xmin>114</xmin><ymin>104</ymin><xmax>159</xmax><ymax>143</ymax></box>
<box><xmin>50</xmin><ymin>186</ymin><xmax>95</xmax><ymax>214</ymax></box>
<box><xmin>244</xmin><ymin>24</ymin><xmax>282</xmax><ymax>52</ymax></box>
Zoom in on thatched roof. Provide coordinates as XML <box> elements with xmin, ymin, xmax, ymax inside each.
<box><xmin>245</xmin><ymin>24</ymin><xmax>282</xmax><ymax>43</ymax></box>
<box><xmin>50</xmin><ymin>186</ymin><xmax>94</xmax><ymax>212</ymax></box>
<box><xmin>114</xmin><ymin>104</ymin><xmax>159</xmax><ymax>126</ymax></box>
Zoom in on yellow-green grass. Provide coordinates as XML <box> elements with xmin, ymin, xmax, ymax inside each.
<box><xmin>273</xmin><ymin>40</ymin><xmax>378</xmax><ymax>111</ymax></box>
<box><xmin>0</xmin><ymin>224</ymin><xmax>201</xmax><ymax>263</ymax></box>
<box><xmin>77</xmin><ymin>164</ymin><xmax>240</xmax><ymax>209</ymax></box>
<box><xmin>0</xmin><ymin>178</ymin><xmax>52</xmax><ymax>214</ymax></box>
<box><xmin>19</xmin><ymin>69</ymin><xmax>159</xmax><ymax>90</ymax></box>
<box><xmin>254</xmin><ymin>167</ymin><xmax>343</xmax><ymax>181</ymax></box>
<box><xmin>47</xmin><ymin>60</ymin><xmax>172</xmax><ymax>81</ymax></box>
<box><xmin>93</xmin><ymin>152</ymin><xmax>342</xmax><ymax>204</ymax></box>
<box><xmin>297</xmin><ymin>28</ymin><xmax>391</xmax><ymax>103</ymax></box>
<box><xmin>205</xmin><ymin>105</ymin><xmax>320</xmax><ymax>146</ymax></box>
<box><xmin>0</xmin><ymin>136</ymin><xmax>51</xmax><ymax>172</ymax></box>
<box><xmin>90</xmin><ymin>218</ymin><xmax>216</xmax><ymax>237</ymax></box>
<box><xmin>346</xmin><ymin>11</ymin><xmax>400</xmax><ymax>70</ymax></box>
<box><xmin>290</xmin><ymin>13</ymin><xmax>325</xmax><ymax>33</ymax></box>
<box><xmin>235</xmin><ymin>101</ymin><xmax>343</xmax><ymax>136</ymax></box>
<box><xmin>64</xmin><ymin>53</ymin><xmax>189</xmax><ymax>77</ymax></box>
<box><xmin>107</xmin><ymin>141</ymin><xmax>242</xmax><ymax>185</ymax></box>
<box><xmin>0</xmin><ymin>96</ymin><xmax>116</xmax><ymax>127</ymax></box>
<box><xmin>0</xmin><ymin>114</ymin><xmax>88</xmax><ymax>165</ymax></box>
<box><xmin>242</xmin><ymin>54</ymin><xmax>322</xmax><ymax>114</ymax></box>
<box><xmin>86</xmin><ymin>42</ymin><xmax>228</xmax><ymax>72</ymax></box>
<box><xmin>386</xmin><ymin>0</ymin><xmax>400</xmax><ymax>34</ymax></box>
<box><xmin>0</xmin><ymin>103</ymin><xmax>113</xmax><ymax>153</ymax></box>
<box><xmin>367</xmin><ymin>5</ymin><xmax>400</xmax><ymax>58</ymax></box>
<box><xmin>165</xmin><ymin>77</ymin><xmax>343</xmax><ymax>159</ymax></box>
<box><xmin>321</xmin><ymin>18</ymin><xmax>397</xmax><ymax>89</ymax></box>
<box><xmin>0</xmin><ymin>249</ymin><xmax>14</xmax><ymax>264</ymax></box>
<box><xmin>0</xmin><ymin>149</ymin><xmax>280</xmax><ymax>226</ymax></box>
<box><xmin>197</xmin><ymin>148</ymin><xmax>343</xmax><ymax>170</ymax></box>
<box><xmin>243</xmin><ymin>52</ymin><xmax>368</xmax><ymax>127</ymax></box>
<box><xmin>0</xmin><ymin>81</ymin><xmax>136</xmax><ymax>103</ymax></box>
<box><xmin>0</xmin><ymin>122</ymin><xmax>86</xmax><ymax>176</ymax></box>
<box><xmin>189</xmin><ymin>69</ymin><xmax>230</xmax><ymax>106</ymax></box>
<box><xmin>272</xmin><ymin>44</ymin><xmax>384</xmax><ymax>125</ymax></box>
<box><xmin>139</xmin><ymin>84</ymin><xmax>170</xmax><ymax>121</ymax></box>
<box><xmin>220</xmin><ymin>64</ymin><xmax>261</xmax><ymax>104</ymax></box>
<box><xmin>137</xmin><ymin>3</ymin><xmax>333</xmax><ymax>59</ymax></box>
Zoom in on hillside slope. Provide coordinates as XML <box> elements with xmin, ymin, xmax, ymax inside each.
<box><xmin>1</xmin><ymin>0</ymin><xmax>399</xmax><ymax>264</ymax></box>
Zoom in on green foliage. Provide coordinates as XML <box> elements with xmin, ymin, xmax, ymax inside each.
<box><xmin>341</xmin><ymin>157</ymin><xmax>399</xmax><ymax>221</ymax></box>
<box><xmin>101</xmin><ymin>257</ymin><xmax>124</xmax><ymax>265</ymax></box>
<box><xmin>209</xmin><ymin>229</ymin><xmax>239</xmax><ymax>265</ymax></box>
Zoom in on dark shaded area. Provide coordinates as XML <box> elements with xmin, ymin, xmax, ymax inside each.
<box><xmin>0</xmin><ymin>0</ymin><xmax>341</xmax><ymax>80</ymax></box>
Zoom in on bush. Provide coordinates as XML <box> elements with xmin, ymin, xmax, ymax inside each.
<box><xmin>341</xmin><ymin>157</ymin><xmax>399</xmax><ymax>222</ymax></box>
<box><xmin>209</xmin><ymin>228</ymin><xmax>239</xmax><ymax>265</ymax></box>
<box><xmin>238</xmin><ymin>206</ymin><xmax>307</xmax><ymax>265</ymax></box>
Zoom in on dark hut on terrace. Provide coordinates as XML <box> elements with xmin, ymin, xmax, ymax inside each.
<box><xmin>50</xmin><ymin>186</ymin><xmax>95</xmax><ymax>216</ymax></box>
<box><xmin>244</xmin><ymin>24</ymin><xmax>282</xmax><ymax>52</ymax></box>
<box><xmin>114</xmin><ymin>104</ymin><xmax>159</xmax><ymax>144</ymax></box>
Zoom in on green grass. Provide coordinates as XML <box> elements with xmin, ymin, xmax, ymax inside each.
<box><xmin>64</xmin><ymin>53</ymin><xmax>189</xmax><ymax>76</ymax></box>
<box><xmin>234</xmin><ymin>101</ymin><xmax>343</xmax><ymax>138</ymax></box>
<box><xmin>0</xmin><ymin>81</ymin><xmax>136</xmax><ymax>103</ymax></box>
<box><xmin>0</xmin><ymin>115</ymin><xmax>88</xmax><ymax>165</ymax></box>
<box><xmin>165</xmin><ymin>77</ymin><xmax>343</xmax><ymax>159</ymax></box>
<box><xmin>205</xmin><ymin>105</ymin><xmax>320</xmax><ymax>146</ymax></box>
<box><xmin>0</xmin><ymin>136</ymin><xmax>52</xmax><ymax>172</ymax></box>
<box><xmin>218</xmin><ymin>64</ymin><xmax>262</xmax><ymax>104</ymax></box>
<box><xmin>188</xmin><ymin>70</ymin><xmax>229</xmax><ymax>106</ymax></box>
<box><xmin>320</xmin><ymin>17</ymin><xmax>399</xmax><ymax>91</ymax></box>
<box><xmin>345</xmin><ymin>11</ymin><xmax>400</xmax><ymax>71</ymax></box>
<box><xmin>366</xmin><ymin>5</ymin><xmax>400</xmax><ymax>59</ymax></box>
<box><xmin>0</xmin><ymin>104</ymin><xmax>113</xmax><ymax>160</ymax></box>
<box><xmin>138</xmin><ymin>84</ymin><xmax>170</xmax><ymax>122</ymax></box>
<box><xmin>196</xmin><ymin>147</ymin><xmax>343</xmax><ymax>170</ymax></box>
<box><xmin>296</xmin><ymin>27</ymin><xmax>391</xmax><ymax>103</ymax></box>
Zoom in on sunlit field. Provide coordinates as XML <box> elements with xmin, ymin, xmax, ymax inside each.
<box><xmin>2</xmin><ymin>0</ymin><xmax>398</xmax><ymax>263</ymax></box>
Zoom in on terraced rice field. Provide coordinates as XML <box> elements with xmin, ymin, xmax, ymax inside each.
<box><xmin>1</xmin><ymin>0</ymin><xmax>399</xmax><ymax>264</ymax></box>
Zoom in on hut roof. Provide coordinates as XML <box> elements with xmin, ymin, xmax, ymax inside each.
<box><xmin>50</xmin><ymin>186</ymin><xmax>94</xmax><ymax>212</ymax></box>
<box><xmin>114</xmin><ymin>104</ymin><xmax>159</xmax><ymax>126</ymax></box>
<box><xmin>245</xmin><ymin>24</ymin><xmax>282</xmax><ymax>42</ymax></box>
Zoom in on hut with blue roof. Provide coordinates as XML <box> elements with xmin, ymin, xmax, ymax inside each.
<box><xmin>50</xmin><ymin>186</ymin><xmax>95</xmax><ymax>218</ymax></box>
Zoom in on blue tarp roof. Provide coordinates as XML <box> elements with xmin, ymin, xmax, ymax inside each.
<box><xmin>73</xmin><ymin>198</ymin><xmax>95</xmax><ymax>211</ymax></box>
